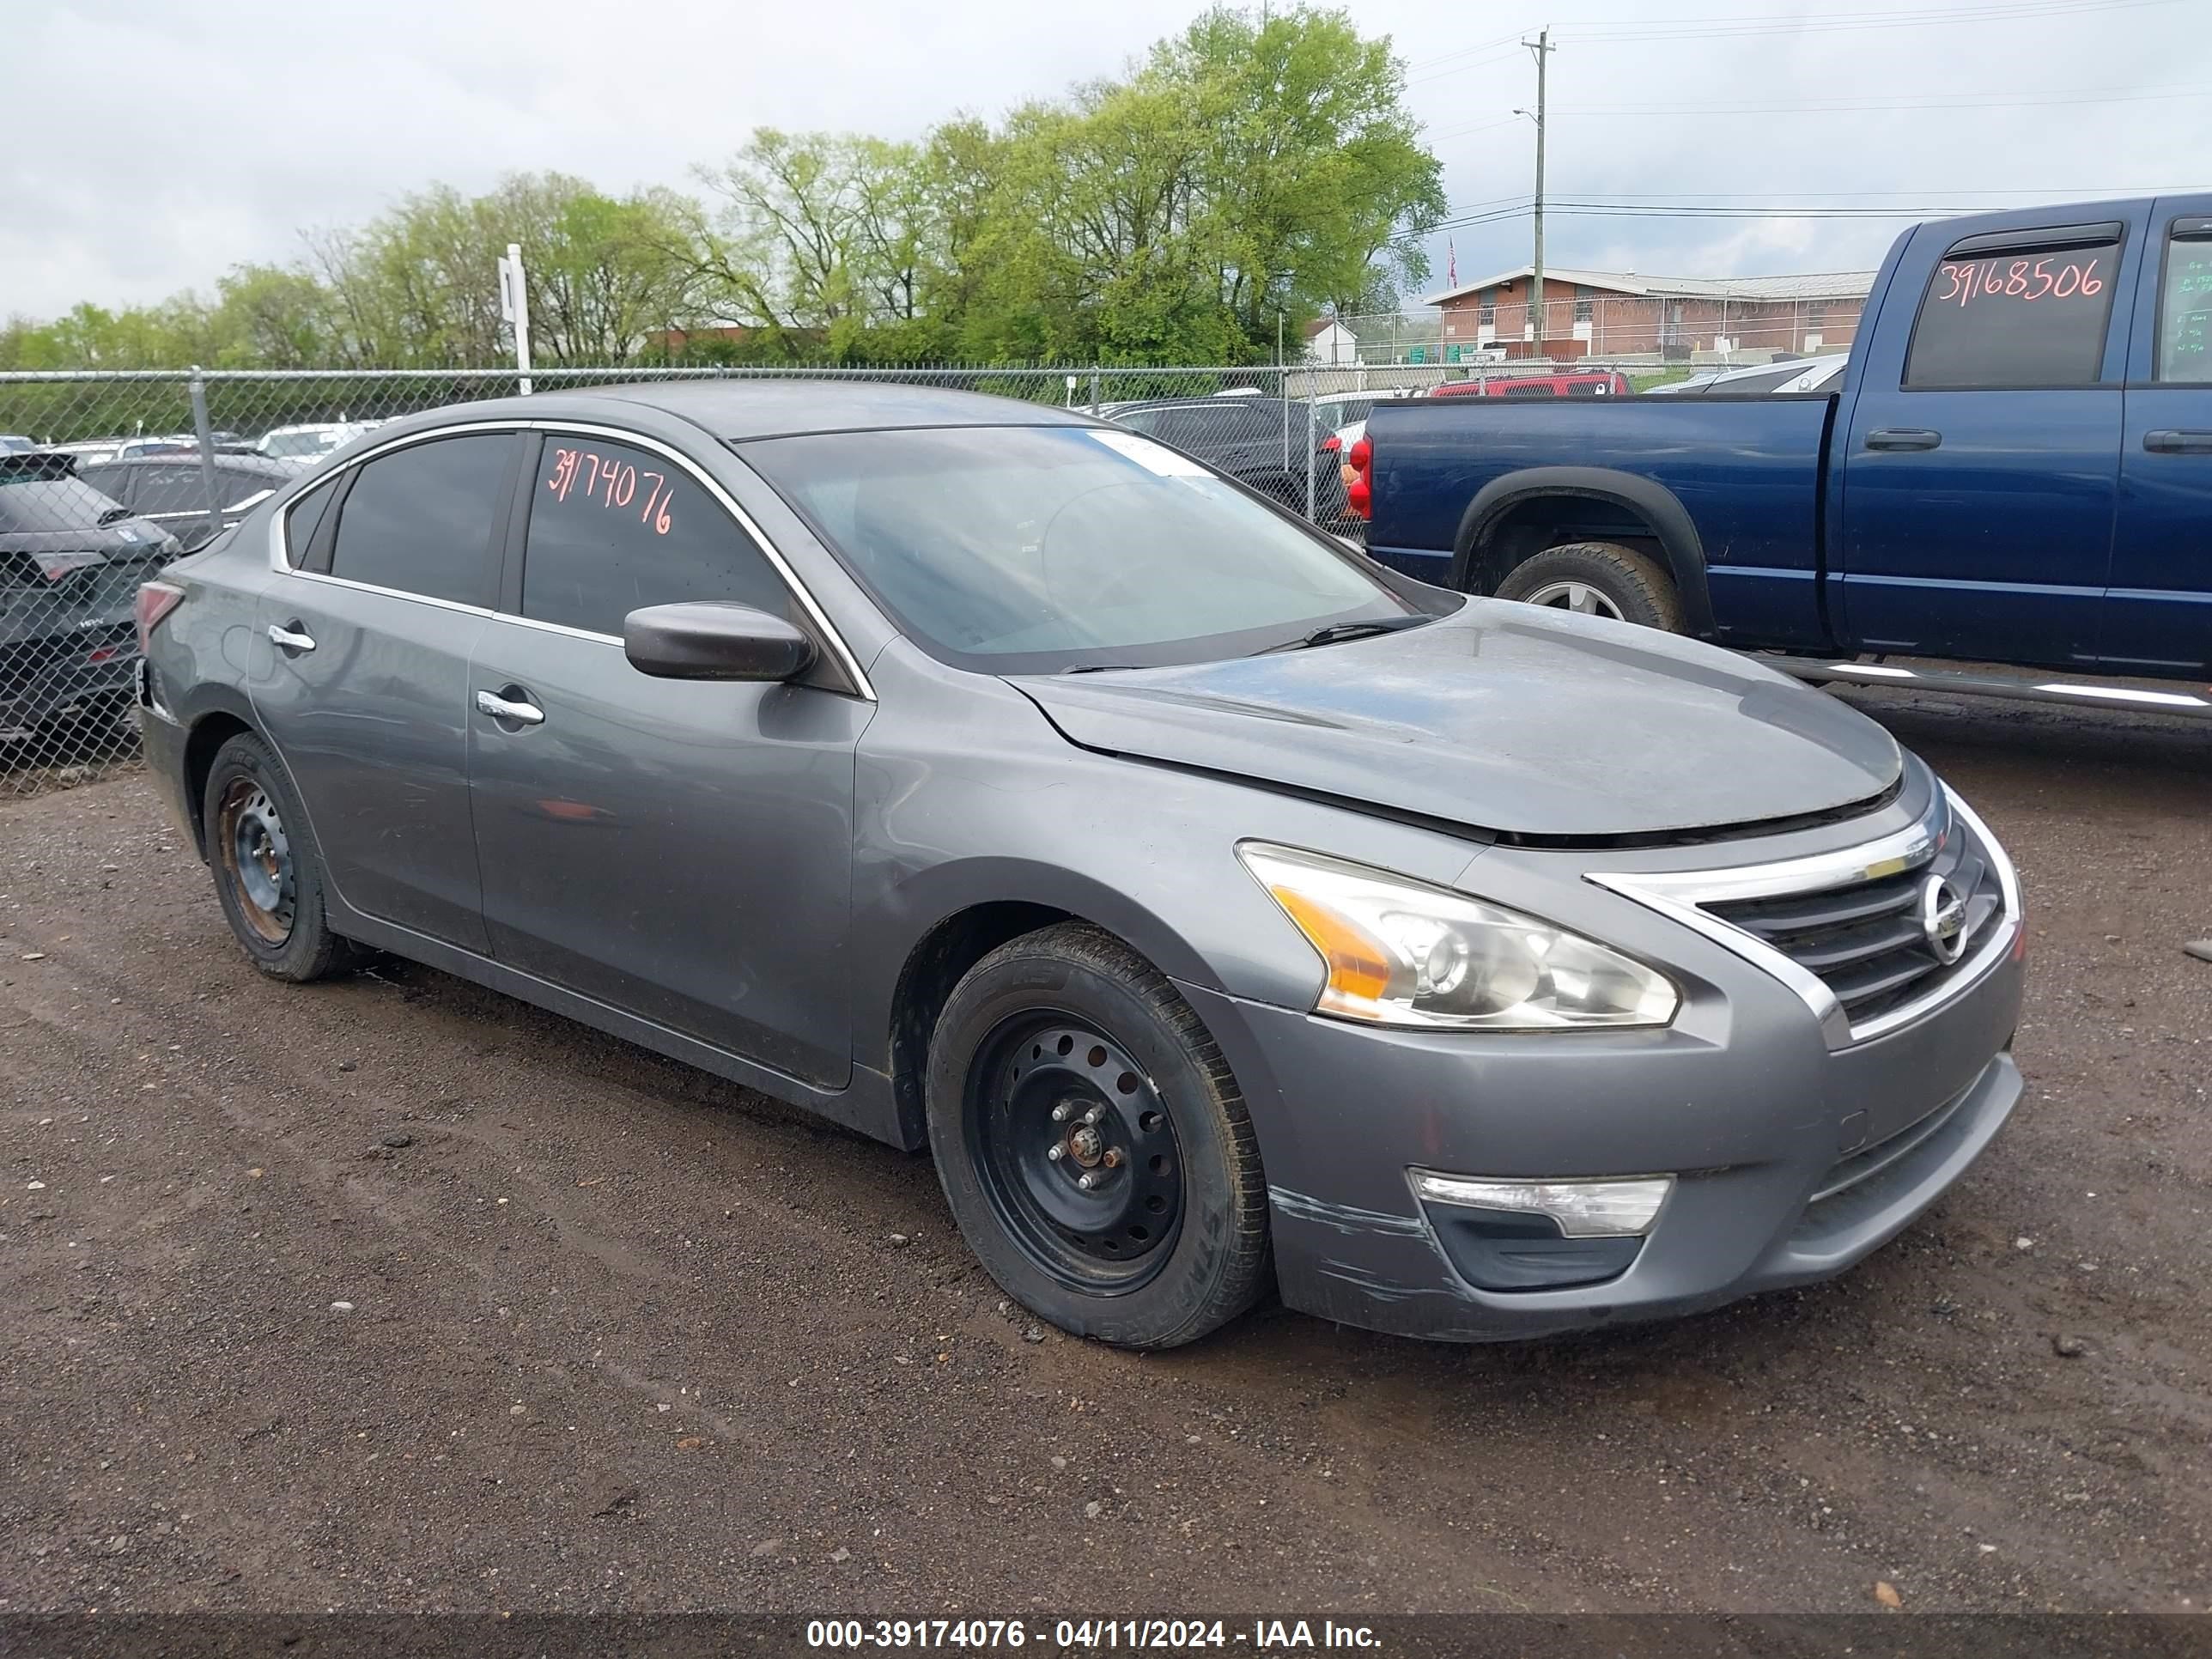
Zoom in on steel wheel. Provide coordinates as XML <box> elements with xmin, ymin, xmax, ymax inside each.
<box><xmin>216</xmin><ymin>775</ymin><xmax>295</xmax><ymax>945</ymax></box>
<box><xmin>1516</xmin><ymin>579</ymin><xmax>1626</xmax><ymax>620</ymax></box>
<box><xmin>964</xmin><ymin>1015</ymin><xmax>1186</xmax><ymax>1294</ymax></box>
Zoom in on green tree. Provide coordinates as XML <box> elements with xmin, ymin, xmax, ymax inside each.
<box><xmin>1161</xmin><ymin>6</ymin><xmax>1445</xmax><ymax>345</ymax></box>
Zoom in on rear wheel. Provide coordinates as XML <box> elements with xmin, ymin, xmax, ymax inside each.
<box><xmin>1494</xmin><ymin>540</ymin><xmax>1683</xmax><ymax>632</ymax></box>
<box><xmin>925</xmin><ymin>923</ymin><xmax>1271</xmax><ymax>1350</ymax></box>
<box><xmin>202</xmin><ymin>731</ymin><xmax>368</xmax><ymax>982</ymax></box>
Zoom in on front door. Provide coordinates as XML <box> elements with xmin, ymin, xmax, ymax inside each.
<box><xmin>249</xmin><ymin>430</ymin><xmax>519</xmax><ymax>952</ymax></box>
<box><xmin>2111</xmin><ymin>198</ymin><xmax>2212</xmax><ymax>674</ymax></box>
<box><xmin>466</xmin><ymin>431</ymin><xmax>869</xmax><ymax>1087</ymax></box>
<box><xmin>1837</xmin><ymin>211</ymin><xmax>2140</xmax><ymax>667</ymax></box>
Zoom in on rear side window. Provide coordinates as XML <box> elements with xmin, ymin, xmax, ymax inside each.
<box><xmin>520</xmin><ymin>436</ymin><xmax>787</xmax><ymax>636</ymax></box>
<box><xmin>133</xmin><ymin>465</ymin><xmax>215</xmax><ymax>517</ymax></box>
<box><xmin>328</xmin><ymin>434</ymin><xmax>509</xmax><ymax>604</ymax></box>
<box><xmin>1905</xmin><ymin>234</ymin><xmax>2121</xmax><ymax>388</ymax></box>
<box><xmin>2155</xmin><ymin>224</ymin><xmax>2212</xmax><ymax>382</ymax></box>
<box><xmin>283</xmin><ymin>477</ymin><xmax>340</xmax><ymax>568</ymax></box>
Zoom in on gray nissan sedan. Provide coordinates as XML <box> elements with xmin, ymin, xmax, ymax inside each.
<box><xmin>134</xmin><ymin>381</ymin><xmax>2025</xmax><ymax>1348</ymax></box>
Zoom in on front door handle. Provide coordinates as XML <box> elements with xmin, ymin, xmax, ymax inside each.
<box><xmin>1865</xmin><ymin>428</ymin><xmax>1943</xmax><ymax>452</ymax></box>
<box><xmin>266</xmin><ymin>622</ymin><xmax>316</xmax><ymax>654</ymax></box>
<box><xmin>476</xmin><ymin>689</ymin><xmax>545</xmax><ymax>726</ymax></box>
<box><xmin>2142</xmin><ymin>428</ymin><xmax>2212</xmax><ymax>454</ymax></box>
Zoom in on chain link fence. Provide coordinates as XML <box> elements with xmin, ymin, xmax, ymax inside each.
<box><xmin>0</xmin><ymin>356</ymin><xmax>1669</xmax><ymax>799</ymax></box>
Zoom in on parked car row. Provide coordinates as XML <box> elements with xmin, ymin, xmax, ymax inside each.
<box><xmin>16</xmin><ymin>422</ymin><xmax>386</xmax><ymax>472</ymax></box>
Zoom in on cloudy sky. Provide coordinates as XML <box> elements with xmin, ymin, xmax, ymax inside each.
<box><xmin>6</xmin><ymin>0</ymin><xmax>2206</xmax><ymax>322</ymax></box>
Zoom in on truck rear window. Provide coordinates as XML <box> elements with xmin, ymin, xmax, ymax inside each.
<box><xmin>1904</xmin><ymin>235</ymin><xmax>2120</xmax><ymax>389</ymax></box>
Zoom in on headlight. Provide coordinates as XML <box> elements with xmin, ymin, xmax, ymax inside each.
<box><xmin>1237</xmin><ymin>842</ymin><xmax>1680</xmax><ymax>1030</ymax></box>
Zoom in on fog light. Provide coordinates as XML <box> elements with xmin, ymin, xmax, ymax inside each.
<box><xmin>1409</xmin><ymin>1170</ymin><xmax>1674</xmax><ymax>1237</ymax></box>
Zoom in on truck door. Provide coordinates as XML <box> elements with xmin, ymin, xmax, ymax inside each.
<box><xmin>2110</xmin><ymin>198</ymin><xmax>2212</xmax><ymax>675</ymax></box>
<box><xmin>1837</xmin><ymin>212</ymin><xmax>2138</xmax><ymax>668</ymax></box>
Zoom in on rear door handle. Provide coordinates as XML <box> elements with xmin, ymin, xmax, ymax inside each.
<box><xmin>266</xmin><ymin>622</ymin><xmax>316</xmax><ymax>653</ymax></box>
<box><xmin>1865</xmin><ymin>428</ymin><xmax>1942</xmax><ymax>452</ymax></box>
<box><xmin>476</xmin><ymin>689</ymin><xmax>545</xmax><ymax>726</ymax></box>
<box><xmin>2142</xmin><ymin>428</ymin><xmax>2212</xmax><ymax>454</ymax></box>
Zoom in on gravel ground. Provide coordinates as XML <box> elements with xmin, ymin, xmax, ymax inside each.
<box><xmin>1</xmin><ymin>690</ymin><xmax>2207</xmax><ymax>1617</ymax></box>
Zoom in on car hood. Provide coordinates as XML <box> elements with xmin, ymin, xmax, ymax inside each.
<box><xmin>1010</xmin><ymin>602</ymin><xmax>1902</xmax><ymax>839</ymax></box>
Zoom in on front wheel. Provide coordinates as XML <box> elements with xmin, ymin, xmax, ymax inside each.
<box><xmin>925</xmin><ymin>923</ymin><xmax>1271</xmax><ymax>1350</ymax></box>
<box><xmin>1493</xmin><ymin>540</ymin><xmax>1683</xmax><ymax>631</ymax></box>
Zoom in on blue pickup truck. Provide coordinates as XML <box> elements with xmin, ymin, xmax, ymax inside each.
<box><xmin>1352</xmin><ymin>195</ymin><xmax>2212</xmax><ymax>708</ymax></box>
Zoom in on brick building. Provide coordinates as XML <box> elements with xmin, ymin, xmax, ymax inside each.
<box><xmin>1420</xmin><ymin>266</ymin><xmax>1876</xmax><ymax>362</ymax></box>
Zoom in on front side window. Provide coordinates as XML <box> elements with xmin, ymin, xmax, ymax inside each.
<box><xmin>1905</xmin><ymin>234</ymin><xmax>2121</xmax><ymax>388</ymax></box>
<box><xmin>327</xmin><ymin>434</ymin><xmax>509</xmax><ymax>605</ymax></box>
<box><xmin>744</xmin><ymin>422</ymin><xmax>1425</xmax><ymax>673</ymax></box>
<box><xmin>2155</xmin><ymin>226</ymin><xmax>2212</xmax><ymax>382</ymax></box>
<box><xmin>521</xmin><ymin>436</ymin><xmax>787</xmax><ymax>636</ymax></box>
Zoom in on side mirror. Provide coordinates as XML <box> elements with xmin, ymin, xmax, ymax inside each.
<box><xmin>623</xmin><ymin>601</ymin><xmax>817</xmax><ymax>683</ymax></box>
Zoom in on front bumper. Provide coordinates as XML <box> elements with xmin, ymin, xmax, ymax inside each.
<box><xmin>1178</xmin><ymin>912</ymin><xmax>2025</xmax><ymax>1342</ymax></box>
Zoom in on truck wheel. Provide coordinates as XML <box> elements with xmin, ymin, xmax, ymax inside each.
<box><xmin>924</xmin><ymin>922</ymin><xmax>1271</xmax><ymax>1350</ymax></box>
<box><xmin>1494</xmin><ymin>541</ymin><xmax>1683</xmax><ymax>632</ymax></box>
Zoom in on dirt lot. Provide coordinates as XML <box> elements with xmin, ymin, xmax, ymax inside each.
<box><xmin>3</xmin><ymin>691</ymin><xmax>2208</xmax><ymax>1617</ymax></box>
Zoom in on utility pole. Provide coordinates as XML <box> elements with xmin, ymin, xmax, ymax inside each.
<box><xmin>1522</xmin><ymin>28</ymin><xmax>1554</xmax><ymax>354</ymax></box>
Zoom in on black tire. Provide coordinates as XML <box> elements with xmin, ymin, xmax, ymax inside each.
<box><xmin>925</xmin><ymin>922</ymin><xmax>1270</xmax><ymax>1350</ymax></box>
<box><xmin>1493</xmin><ymin>540</ymin><xmax>1684</xmax><ymax>632</ymax></box>
<box><xmin>201</xmin><ymin>731</ymin><xmax>368</xmax><ymax>983</ymax></box>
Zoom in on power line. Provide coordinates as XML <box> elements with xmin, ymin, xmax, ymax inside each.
<box><xmin>1553</xmin><ymin>84</ymin><xmax>2209</xmax><ymax>115</ymax></box>
<box><xmin>1406</xmin><ymin>198</ymin><xmax>2048</xmax><ymax>240</ymax></box>
<box><xmin>1407</xmin><ymin>0</ymin><xmax>2180</xmax><ymax>81</ymax></box>
<box><xmin>1561</xmin><ymin>0</ymin><xmax>2177</xmax><ymax>42</ymax></box>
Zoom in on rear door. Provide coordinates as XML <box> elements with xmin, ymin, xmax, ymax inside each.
<box><xmin>1837</xmin><ymin>209</ymin><xmax>2142</xmax><ymax>666</ymax></box>
<box><xmin>249</xmin><ymin>428</ymin><xmax>520</xmax><ymax>951</ymax></box>
<box><xmin>2110</xmin><ymin>197</ymin><xmax>2212</xmax><ymax>673</ymax></box>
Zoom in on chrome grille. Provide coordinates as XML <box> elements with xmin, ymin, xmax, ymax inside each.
<box><xmin>1588</xmin><ymin>786</ymin><xmax>2021</xmax><ymax>1050</ymax></box>
<box><xmin>1702</xmin><ymin>814</ymin><xmax>2006</xmax><ymax>1028</ymax></box>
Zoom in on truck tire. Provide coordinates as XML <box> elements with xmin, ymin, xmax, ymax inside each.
<box><xmin>1494</xmin><ymin>541</ymin><xmax>1683</xmax><ymax>632</ymax></box>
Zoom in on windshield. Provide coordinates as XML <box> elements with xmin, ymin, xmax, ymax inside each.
<box><xmin>0</xmin><ymin>473</ymin><xmax>129</xmax><ymax>533</ymax></box>
<box><xmin>744</xmin><ymin>423</ymin><xmax>1419</xmax><ymax>672</ymax></box>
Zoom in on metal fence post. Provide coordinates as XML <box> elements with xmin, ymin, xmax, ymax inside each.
<box><xmin>187</xmin><ymin>367</ymin><xmax>222</xmax><ymax>544</ymax></box>
<box><xmin>1088</xmin><ymin>366</ymin><xmax>1101</xmax><ymax>414</ymax></box>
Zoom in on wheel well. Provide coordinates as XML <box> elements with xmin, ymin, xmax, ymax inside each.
<box><xmin>887</xmin><ymin>901</ymin><xmax>1075</xmax><ymax>1143</ymax></box>
<box><xmin>1466</xmin><ymin>495</ymin><xmax>1665</xmax><ymax>597</ymax></box>
<box><xmin>182</xmin><ymin>712</ymin><xmax>254</xmax><ymax>860</ymax></box>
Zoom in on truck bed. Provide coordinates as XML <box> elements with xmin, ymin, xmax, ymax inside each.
<box><xmin>1363</xmin><ymin>393</ymin><xmax>1838</xmax><ymax>650</ymax></box>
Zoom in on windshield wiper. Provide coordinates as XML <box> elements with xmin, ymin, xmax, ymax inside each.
<box><xmin>98</xmin><ymin>507</ymin><xmax>136</xmax><ymax>526</ymax></box>
<box><xmin>1255</xmin><ymin>615</ymin><xmax>1430</xmax><ymax>655</ymax></box>
<box><xmin>1061</xmin><ymin>663</ymin><xmax>1146</xmax><ymax>674</ymax></box>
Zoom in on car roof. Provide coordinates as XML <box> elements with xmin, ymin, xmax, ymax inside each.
<box><xmin>398</xmin><ymin>380</ymin><xmax>1100</xmax><ymax>442</ymax></box>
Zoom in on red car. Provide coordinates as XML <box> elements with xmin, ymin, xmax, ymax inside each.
<box><xmin>1429</xmin><ymin>371</ymin><xmax>1632</xmax><ymax>399</ymax></box>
